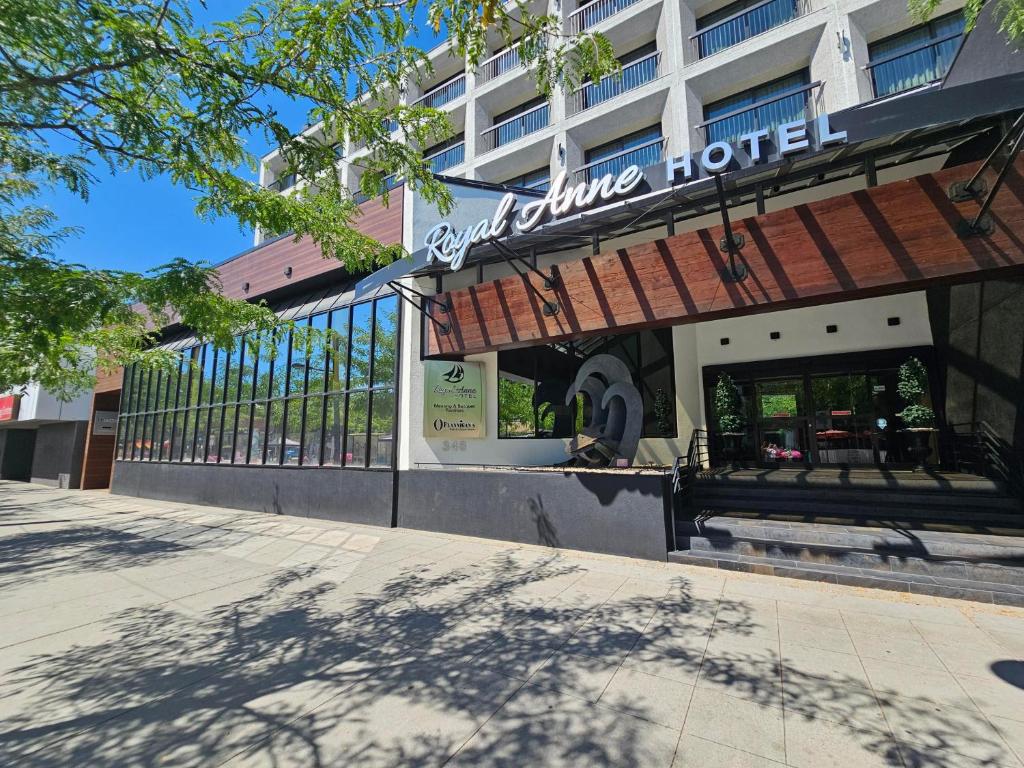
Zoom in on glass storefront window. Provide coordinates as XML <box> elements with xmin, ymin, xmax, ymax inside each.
<box><xmin>119</xmin><ymin>295</ymin><xmax>399</xmax><ymax>469</ymax></box>
<box><xmin>497</xmin><ymin>328</ymin><xmax>675</xmax><ymax>439</ymax></box>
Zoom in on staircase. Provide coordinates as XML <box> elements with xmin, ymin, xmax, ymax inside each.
<box><xmin>669</xmin><ymin>467</ymin><xmax>1024</xmax><ymax>606</ymax></box>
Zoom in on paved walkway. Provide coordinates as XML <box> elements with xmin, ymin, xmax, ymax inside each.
<box><xmin>1</xmin><ymin>481</ymin><xmax>1023</xmax><ymax>767</ymax></box>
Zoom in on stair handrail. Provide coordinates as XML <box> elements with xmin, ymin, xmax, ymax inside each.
<box><xmin>946</xmin><ymin>420</ymin><xmax>1024</xmax><ymax>500</ymax></box>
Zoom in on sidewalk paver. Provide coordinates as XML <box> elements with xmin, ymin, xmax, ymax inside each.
<box><xmin>1</xmin><ymin>480</ymin><xmax>1022</xmax><ymax>768</ymax></box>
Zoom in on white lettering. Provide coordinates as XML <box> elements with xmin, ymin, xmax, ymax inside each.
<box><xmin>740</xmin><ymin>129</ymin><xmax>770</xmax><ymax>163</ymax></box>
<box><xmin>665</xmin><ymin>152</ymin><xmax>695</xmax><ymax>182</ymax></box>
<box><xmin>701</xmin><ymin>141</ymin><xmax>734</xmax><ymax>173</ymax></box>
<box><xmin>514</xmin><ymin>165</ymin><xmax>643</xmax><ymax>234</ymax></box>
<box><xmin>816</xmin><ymin>113</ymin><xmax>847</xmax><ymax>147</ymax></box>
<box><xmin>778</xmin><ymin>119</ymin><xmax>809</xmax><ymax>155</ymax></box>
<box><xmin>424</xmin><ymin>192</ymin><xmax>517</xmax><ymax>271</ymax></box>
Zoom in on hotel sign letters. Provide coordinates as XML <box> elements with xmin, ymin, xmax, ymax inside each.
<box><xmin>424</xmin><ymin>113</ymin><xmax>848</xmax><ymax>272</ymax></box>
<box><xmin>423</xmin><ymin>360</ymin><xmax>485</xmax><ymax>439</ymax></box>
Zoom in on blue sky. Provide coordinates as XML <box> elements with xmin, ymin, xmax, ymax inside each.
<box><xmin>36</xmin><ymin>1</ymin><xmax>438</xmax><ymax>273</ymax></box>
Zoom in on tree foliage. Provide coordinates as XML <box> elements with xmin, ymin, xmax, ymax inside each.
<box><xmin>1</xmin><ymin>0</ymin><xmax>619</xmax><ymax>396</ymax></box>
<box><xmin>714</xmin><ymin>373</ymin><xmax>744</xmax><ymax>434</ymax></box>
<box><xmin>910</xmin><ymin>0</ymin><xmax>1024</xmax><ymax>40</ymax></box>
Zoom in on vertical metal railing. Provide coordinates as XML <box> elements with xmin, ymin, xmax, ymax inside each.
<box><xmin>425</xmin><ymin>142</ymin><xmax>465</xmax><ymax>173</ymax></box>
<box><xmin>412</xmin><ymin>74</ymin><xmax>467</xmax><ymax>109</ymax></box>
<box><xmin>479</xmin><ymin>102</ymin><xmax>550</xmax><ymax>154</ymax></box>
<box><xmin>568</xmin><ymin>51</ymin><xmax>661</xmax><ymax>115</ymax></box>
<box><xmin>479</xmin><ymin>43</ymin><xmax>522</xmax><ymax>83</ymax></box>
<box><xmin>574</xmin><ymin>137</ymin><xmax>665</xmax><ymax>183</ymax></box>
<box><xmin>865</xmin><ymin>32</ymin><xmax>963</xmax><ymax>98</ymax></box>
<box><xmin>700</xmin><ymin>80</ymin><xmax>821</xmax><ymax>146</ymax></box>
<box><xmin>691</xmin><ymin>0</ymin><xmax>803</xmax><ymax>59</ymax></box>
<box><xmin>568</xmin><ymin>0</ymin><xmax>643</xmax><ymax>33</ymax></box>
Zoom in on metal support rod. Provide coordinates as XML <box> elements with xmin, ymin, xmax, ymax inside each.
<box><xmin>387</xmin><ymin>280</ymin><xmax>447</xmax><ymax>311</ymax></box>
<box><xmin>388</xmin><ymin>282</ymin><xmax>450</xmax><ymax>332</ymax></box>
<box><xmin>972</xmin><ymin>123</ymin><xmax>1024</xmax><ymax>229</ymax></box>
<box><xmin>488</xmin><ymin>240</ymin><xmax>559</xmax><ymax>315</ymax></box>
<box><xmin>488</xmin><ymin>238</ymin><xmax>557</xmax><ymax>287</ymax></box>
<box><xmin>864</xmin><ymin>154</ymin><xmax>877</xmax><ymax>188</ymax></box>
<box><xmin>714</xmin><ymin>174</ymin><xmax>746</xmax><ymax>281</ymax></box>
<box><xmin>965</xmin><ymin>112</ymin><xmax>1024</xmax><ymax>194</ymax></box>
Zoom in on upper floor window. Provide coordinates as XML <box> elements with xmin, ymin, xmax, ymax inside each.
<box><xmin>866</xmin><ymin>12</ymin><xmax>965</xmax><ymax>98</ymax></box>
<box><xmin>502</xmin><ymin>166</ymin><xmax>551</xmax><ymax>192</ymax></box>
<box><xmin>579</xmin><ymin>124</ymin><xmax>664</xmax><ymax>182</ymax></box>
<box><xmin>424</xmin><ymin>133</ymin><xmax>466</xmax><ymax>173</ymax></box>
<box><xmin>572</xmin><ymin>42</ymin><xmax>660</xmax><ymax>114</ymax></box>
<box><xmin>693</xmin><ymin>0</ymin><xmax>802</xmax><ymax>59</ymax></box>
<box><xmin>702</xmin><ymin>69</ymin><xmax>813</xmax><ymax>146</ymax></box>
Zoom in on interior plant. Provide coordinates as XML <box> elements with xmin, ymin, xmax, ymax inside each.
<box><xmin>714</xmin><ymin>373</ymin><xmax>745</xmax><ymax>465</ymax></box>
<box><xmin>896</xmin><ymin>356</ymin><xmax>936</xmax><ymax>468</ymax></box>
<box><xmin>654</xmin><ymin>388</ymin><xmax>673</xmax><ymax>436</ymax></box>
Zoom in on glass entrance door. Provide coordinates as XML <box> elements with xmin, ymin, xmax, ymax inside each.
<box><xmin>755</xmin><ymin>379</ymin><xmax>811</xmax><ymax>464</ymax></box>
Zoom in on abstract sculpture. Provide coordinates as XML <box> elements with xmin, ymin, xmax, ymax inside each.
<box><xmin>563</xmin><ymin>354</ymin><xmax>643</xmax><ymax>467</ymax></box>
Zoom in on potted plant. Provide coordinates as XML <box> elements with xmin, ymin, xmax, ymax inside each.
<box><xmin>714</xmin><ymin>373</ymin><xmax>745</xmax><ymax>465</ymax></box>
<box><xmin>896</xmin><ymin>357</ymin><xmax>936</xmax><ymax>470</ymax></box>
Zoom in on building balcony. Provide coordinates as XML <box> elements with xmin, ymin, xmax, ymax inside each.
<box><xmin>413</xmin><ymin>74</ymin><xmax>467</xmax><ymax>109</ymax></box>
<box><xmin>574</xmin><ymin>136</ymin><xmax>665</xmax><ymax>182</ymax></box>
<box><xmin>479</xmin><ymin>102</ymin><xmax>550</xmax><ymax>154</ymax></box>
<box><xmin>690</xmin><ymin>0</ymin><xmax>806</xmax><ymax>60</ymax></box>
<box><xmin>865</xmin><ymin>32</ymin><xmax>962</xmax><ymax>99</ymax></box>
<box><xmin>479</xmin><ymin>43</ymin><xmax>523</xmax><ymax>84</ymax></box>
<box><xmin>426</xmin><ymin>142</ymin><xmax>465</xmax><ymax>173</ymax></box>
<box><xmin>568</xmin><ymin>0</ymin><xmax>643</xmax><ymax>34</ymax></box>
<box><xmin>699</xmin><ymin>79</ymin><xmax>821</xmax><ymax>146</ymax></box>
<box><xmin>265</xmin><ymin>174</ymin><xmax>297</xmax><ymax>193</ymax></box>
<box><xmin>568</xmin><ymin>51</ymin><xmax>661</xmax><ymax>116</ymax></box>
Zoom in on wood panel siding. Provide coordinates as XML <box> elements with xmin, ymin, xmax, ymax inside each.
<box><xmin>215</xmin><ymin>191</ymin><xmax>404</xmax><ymax>299</ymax></box>
<box><xmin>426</xmin><ymin>160</ymin><xmax>1024</xmax><ymax>357</ymax></box>
<box><xmin>94</xmin><ymin>363</ymin><xmax>124</xmax><ymax>394</ymax></box>
<box><xmin>80</xmin><ymin>390</ymin><xmax>121</xmax><ymax>490</ymax></box>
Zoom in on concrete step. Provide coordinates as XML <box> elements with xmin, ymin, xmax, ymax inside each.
<box><xmin>667</xmin><ymin>548</ymin><xmax>1024</xmax><ymax>607</ymax></box>
<box><xmin>693</xmin><ymin>484</ymin><xmax>1023</xmax><ymax>512</ymax></box>
<box><xmin>682</xmin><ymin>516</ymin><xmax>1024</xmax><ymax>561</ymax></box>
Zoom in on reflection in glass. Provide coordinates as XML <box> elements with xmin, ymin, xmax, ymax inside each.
<box><xmin>372</xmin><ymin>296</ymin><xmax>398</xmax><ymax>387</ymax></box>
<box><xmin>370</xmin><ymin>389</ymin><xmax>395</xmax><ymax>467</ymax></box>
<box><xmin>234</xmin><ymin>404</ymin><xmax>252</xmax><ymax>463</ymax></box>
<box><xmin>289</xmin><ymin>320</ymin><xmax>309</xmax><ymax>397</ymax></box>
<box><xmin>194</xmin><ymin>407</ymin><xmax>209</xmax><ymax>462</ymax></box>
<box><xmin>207</xmin><ymin>407</ymin><xmax>224</xmax><ymax>462</ymax></box>
<box><xmin>323</xmin><ymin>394</ymin><xmax>345</xmax><ymax>466</ymax></box>
<box><xmin>328</xmin><ymin>308</ymin><xmax>350</xmax><ymax>392</ymax></box>
<box><xmin>266</xmin><ymin>399</ymin><xmax>285</xmax><ymax>464</ymax></box>
<box><xmin>349</xmin><ymin>303</ymin><xmax>373</xmax><ymax>389</ymax></box>
<box><xmin>248</xmin><ymin>403</ymin><xmax>267</xmax><ymax>464</ymax></box>
<box><xmin>303</xmin><ymin>396</ymin><xmax>324</xmax><ymax>465</ymax></box>
<box><xmin>346</xmin><ymin>391</ymin><xmax>368</xmax><ymax>466</ymax></box>
<box><xmin>308</xmin><ymin>313</ymin><xmax>329</xmax><ymax>395</ymax></box>
<box><xmin>284</xmin><ymin>398</ymin><xmax>303</xmax><ymax>464</ymax></box>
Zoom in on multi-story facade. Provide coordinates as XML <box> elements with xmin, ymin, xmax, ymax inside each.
<box><xmin>102</xmin><ymin>0</ymin><xmax>1024</xmax><ymax>598</ymax></box>
<box><xmin>260</xmin><ymin>0</ymin><xmax>967</xmax><ymax>206</ymax></box>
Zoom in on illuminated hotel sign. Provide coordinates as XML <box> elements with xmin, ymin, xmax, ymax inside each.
<box><xmin>423</xmin><ymin>113</ymin><xmax>848</xmax><ymax>272</ymax></box>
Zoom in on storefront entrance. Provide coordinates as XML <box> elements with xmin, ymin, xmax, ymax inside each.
<box><xmin>703</xmin><ymin>348</ymin><xmax>937</xmax><ymax>468</ymax></box>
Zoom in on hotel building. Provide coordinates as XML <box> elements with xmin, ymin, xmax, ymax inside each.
<box><xmin>91</xmin><ymin>0</ymin><xmax>1024</xmax><ymax>602</ymax></box>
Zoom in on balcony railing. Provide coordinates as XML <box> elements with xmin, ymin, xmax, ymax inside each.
<box><xmin>691</xmin><ymin>0</ymin><xmax>804</xmax><ymax>59</ymax></box>
<box><xmin>352</xmin><ymin>175</ymin><xmax>401</xmax><ymax>204</ymax></box>
<box><xmin>699</xmin><ymin>80</ymin><xmax>821</xmax><ymax>146</ymax></box>
<box><xmin>426</xmin><ymin>142</ymin><xmax>465</xmax><ymax>173</ymax></box>
<box><xmin>479</xmin><ymin>43</ymin><xmax>522</xmax><ymax>84</ymax></box>
<box><xmin>479</xmin><ymin>103</ymin><xmax>550</xmax><ymax>154</ymax></box>
<box><xmin>568</xmin><ymin>51</ymin><xmax>661</xmax><ymax>115</ymax></box>
<box><xmin>575</xmin><ymin>137</ymin><xmax>665</xmax><ymax>183</ymax></box>
<box><xmin>266</xmin><ymin>173</ymin><xmax>296</xmax><ymax>193</ymax></box>
<box><xmin>568</xmin><ymin>0</ymin><xmax>643</xmax><ymax>33</ymax></box>
<box><xmin>413</xmin><ymin>74</ymin><xmax>466</xmax><ymax>109</ymax></box>
<box><xmin>865</xmin><ymin>32</ymin><xmax>962</xmax><ymax>98</ymax></box>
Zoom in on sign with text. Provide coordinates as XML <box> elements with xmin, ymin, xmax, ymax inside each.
<box><xmin>423</xmin><ymin>360</ymin><xmax>485</xmax><ymax>439</ymax></box>
<box><xmin>0</xmin><ymin>395</ymin><xmax>20</xmax><ymax>422</ymax></box>
<box><xmin>93</xmin><ymin>410</ymin><xmax>119</xmax><ymax>435</ymax></box>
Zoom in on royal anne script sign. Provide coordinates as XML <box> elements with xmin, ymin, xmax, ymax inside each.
<box><xmin>423</xmin><ymin>360</ymin><xmax>486</xmax><ymax>438</ymax></box>
<box><xmin>424</xmin><ymin>113</ymin><xmax>848</xmax><ymax>271</ymax></box>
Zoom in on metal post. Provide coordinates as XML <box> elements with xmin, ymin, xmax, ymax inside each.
<box><xmin>714</xmin><ymin>174</ymin><xmax>747</xmax><ymax>281</ymax></box>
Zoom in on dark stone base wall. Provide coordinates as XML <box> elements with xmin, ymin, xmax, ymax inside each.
<box><xmin>0</xmin><ymin>429</ymin><xmax>36</xmax><ymax>481</ymax></box>
<box><xmin>111</xmin><ymin>461</ymin><xmax>395</xmax><ymax>527</ymax></box>
<box><xmin>397</xmin><ymin>469</ymin><xmax>673</xmax><ymax>561</ymax></box>
<box><xmin>928</xmin><ymin>277</ymin><xmax>1024</xmax><ymax>451</ymax></box>
<box><xmin>30</xmin><ymin>421</ymin><xmax>88</xmax><ymax>489</ymax></box>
